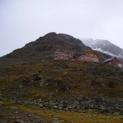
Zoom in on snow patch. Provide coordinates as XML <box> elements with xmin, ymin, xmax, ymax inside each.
<box><xmin>93</xmin><ymin>48</ymin><xmax>115</xmax><ymax>56</ymax></box>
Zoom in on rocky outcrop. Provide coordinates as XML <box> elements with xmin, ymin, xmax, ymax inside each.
<box><xmin>77</xmin><ymin>50</ymin><xmax>99</xmax><ymax>63</ymax></box>
<box><xmin>54</xmin><ymin>50</ymin><xmax>73</xmax><ymax>60</ymax></box>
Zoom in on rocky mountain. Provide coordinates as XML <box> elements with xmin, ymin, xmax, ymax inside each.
<box><xmin>0</xmin><ymin>33</ymin><xmax>89</xmax><ymax>62</ymax></box>
<box><xmin>0</xmin><ymin>33</ymin><xmax>109</xmax><ymax>64</ymax></box>
<box><xmin>0</xmin><ymin>33</ymin><xmax>123</xmax><ymax>122</ymax></box>
<box><xmin>82</xmin><ymin>39</ymin><xmax>123</xmax><ymax>58</ymax></box>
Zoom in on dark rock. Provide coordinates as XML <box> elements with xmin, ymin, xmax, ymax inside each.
<box><xmin>32</xmin><ymin>74</ymin><xmax>42</xmax><ymax>81</ymax></box>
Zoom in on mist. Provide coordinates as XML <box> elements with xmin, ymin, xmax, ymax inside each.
<box><xmin>0</xmin><ymin>0</ymin><xmax>123</xmax><ymax>56</ymax></box>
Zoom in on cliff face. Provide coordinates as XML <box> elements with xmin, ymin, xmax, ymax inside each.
<box><xmin>54</xmin><ymin>50</ymin><xmax>74</xmax><ymax>60</ymax></box>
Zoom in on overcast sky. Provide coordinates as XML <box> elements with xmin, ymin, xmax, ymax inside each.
<box><xmin>0</xmin><ymin>0</ymin><xmax>123</xmax><ymax>56</ymax></box>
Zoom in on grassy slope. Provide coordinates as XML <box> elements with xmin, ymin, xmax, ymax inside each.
<box><xmin>0</xmin><ymin>60</ymin><xmax>123</xmax><ymax>122</ymax></box>
<box><xmin>19</xmin><ymin>107</ymin><xmax>123</xmax><ymax>123</ymax></box>
<box><xmin>0</xmin><ymin>60</ymin><xmax>123</xmax><ymax>100</ymax></box>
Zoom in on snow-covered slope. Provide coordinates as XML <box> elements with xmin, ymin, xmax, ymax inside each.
<box><xmin>82</xmin><ymin>39</ymin><xmax>123</xmax><ymax>58</ymax></box>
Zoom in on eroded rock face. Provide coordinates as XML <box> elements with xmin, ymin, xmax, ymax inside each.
<box><xmin>77</xmin><ymin>51</ymin><xmax>100</xmax><ymax>63</ymax></box>
<box><xmin>54</xmin><ymin>49</ymin><xmax>101</xmax><ymax>62</ymax></box>
<box><xmin>54</xmin><ymin>50</ymin><xmax>73</xmax><ymax>60</ymax></box>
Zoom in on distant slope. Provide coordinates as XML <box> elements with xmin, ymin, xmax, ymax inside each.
<box><xmin>82</xmin><ymin>39</ymin><xmax>123</xmax><ymax>58</ymax></box>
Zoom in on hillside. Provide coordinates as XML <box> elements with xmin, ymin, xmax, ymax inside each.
<box><xmin>0</xmin><ymin>33</ymin><xmax>122</xmax><ymax>98</ymax></box>
<box><xmin>0</xmin><ymin>33</ymin><xmax>123</xmax><ymax>122</ymax></box>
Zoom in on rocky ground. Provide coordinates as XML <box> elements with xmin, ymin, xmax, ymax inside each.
<box><xmin>0</xmin><ymin>101</ymin><xmax>123</xmax><ymax>123</ymax></box>
<box><xmin>0</xmin><ymin>107</ymin><xmax>47</xmax><ymax>123</ymax></box>
<box><xmin>16</xmin><ymin>98</ymin><xmax>123</xmax><ymax>114</ymax></box>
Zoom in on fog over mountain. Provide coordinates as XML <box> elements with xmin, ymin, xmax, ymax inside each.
<box><xmin>82</xmin><ymin>39</ymin><xmax>123</xmax><ymax>58</ymax></box>
<box><xmin>1</xmin><ymin>0</ymin><xmax>123</xmax><ymax>56</ymax></box>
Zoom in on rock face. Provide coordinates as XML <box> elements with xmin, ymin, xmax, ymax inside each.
<box><xmin>77</xmin><ymin>50</ymin><xmax>100</xmax><ymax>63</ymax></box>
<box><xmin>54</xmin><ymin>50</ymin><xmax>73</xmax><ymax>60</ymax></box>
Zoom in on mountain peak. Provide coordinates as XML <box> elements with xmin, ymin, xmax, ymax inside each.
<box><xmin>1</xmin><ymin>33</ymin><xmax>91</xmax><ymax>63</ymax></box>
<box><xmin>44</xmin><ymin>32</ymin><xmax>57</xmax><ymax>37</ymax></box>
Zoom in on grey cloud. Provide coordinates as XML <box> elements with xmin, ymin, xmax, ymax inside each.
<box><xmin>0</xmin><ymin>0</ymin><xmax>123</xmax><ymax>56</ymax></box>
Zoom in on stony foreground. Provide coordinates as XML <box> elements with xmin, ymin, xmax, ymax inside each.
<box><xmin>0</xmin><ymin>100</ymin><xmax>123</xmax><ymax>123</ymax></box>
